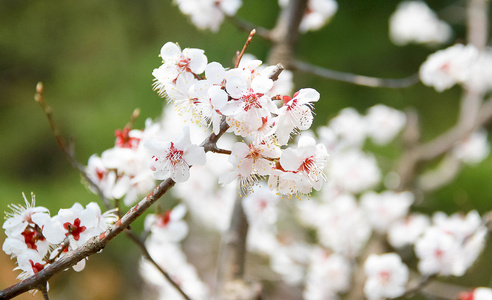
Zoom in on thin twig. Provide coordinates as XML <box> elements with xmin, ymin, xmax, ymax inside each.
<box><xmin>125</xmin><ymin>231</ymin><xmax>192</xmax><ymax>300</ymax></box>
<box><xmin>404</xmin><ymin>274</ymin><xmax>435</xmax><ymax>297</ymax></box>
<box><xmin>226</xmin><ymin>15</ymin><xmax>271</xmax><ymax>40</ymax></box>
<box><xmin>39</xmin><ymin>283</ymin><xmax>49</xmax><ymax>300</ymax></box>
<box><xmin>34</xmin><ymin>82</ymin><xmax>111</xmax><ymax>210</ymax></box>
<box><xmin>293</xmin><ymin>60</ymin><xmax>420</xmax><ymax>88</ymax></box>
<box><xmin>235</xmin><ymin>29</ymin><xmax>256</xmax><ymax>68</ymax></box>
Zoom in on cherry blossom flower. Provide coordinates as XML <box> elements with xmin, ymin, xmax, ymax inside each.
<box><xmin>328</xmin><ymin>149</ymin><xmax>381</xmax><ymax>194</ymax></box>
<box><xmin>175</xmin><ymin>0</ymin><xmax>242</xmax><ymax>32</ymax></box>
<box><xmin>3</xmin><ymin>193</ymin><xmax>50</xmax><ymax>238</ymax></box>
<box><xmin>329</xmin><ymin>108</ymin><xmax>367</xmax><ymax>149</ymax></box>
<box><xmin>229</xmin><ymin>141</ymin><xmax>281</xmax><ymax>177</ymax></box>
<box><xmin>279</xmin><ymin>0</ymin><xmax>338</xmax><ymax>33</ymax></box>
<box><xmin>389</xmin><ymin>1</ymin><xmax>452</xmax><ymax>46</ymax></box>
<box><xmin>365</xmin><ymin>105</ymin><xmax>406</xmax><ymax>145</ymax></box>
<box><xmin>364</xmin><ymin>253</ymin><xmax>409</xmax><ymax>300</ymax></box>
<box><xmin>223</xmin><ymin>72</ymin><xmax>277</xmax><ymax>136</ymax></box>
<box><xmin>303</xmin><ymin>248</ymin><xmax>351</xmax><ymax>300</ymax></box>
<box><xmin>152</xmin><ymin>42</ymin><xmax>207</xmax><ymax>94</ymax></box>
<box><xmin>360</xmin><ymin>190</ymin><xmax>413</xmax><ymax>233</ymax></box>
<box><xmin>316</xmin><ymin>194</ymin><xmax>371</xmax><ymax>257</ymax></box>
<box><xmin>42</xmin><ymin>203</ymin><xmax>100</xmax><ymax>247</ymax></box>
<box><xmin>387</xmin><ymin>213</ymin><xmax>430</xmax><ymax>248</ymax></box>
<box><xmin>279</xmin><ymin>136</ymin><xmax>329</xmax><ymax>191</ymax></box>
<box><xmin>270</xmin><ymin>242</ymin><xmax>311</xmax><ymax>285</ymax></box>
<box><xmin>453</xmin><ymin>129</ymin><xmax>490</xmax><ymax>165</ymax></box>
<box><xmin>276</xmin><ymin>88</ymin><xmax>320</xmax><ymax>145</ymax></box>
<box><xmin>420</xmin><ymin>44</ymin><xmax>479</xmax><ymax>92</ymax></box>
<box><xmin>144</xmin><ymin>204</ymin><xmax>189</xmax><ymax>244</ymax></box>
<box><xmin>415</xmin><ymin>211</ymin><xmax>487</xmax><ymax>276</ymax></box>
<box><xmin>145</xmin><ymin>127</ymin><xmax>206</xmax><ymax>182</ymax></box>
<box><xmin>15</xmin><ymin>251</ymin><xmax>47</xmax><ymax>280</ymax></box>
<box><xmin>460</xmin><ymin>288</ymin><xmax>492</xmax><ymax>300</ymax></box>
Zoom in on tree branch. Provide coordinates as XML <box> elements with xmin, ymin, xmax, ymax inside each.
<box><xmin>0</xmin><ymin>79</ymin><xmax>239</xmax><ymax>299</ymax></box>
<box><xmin>267</xmin><ymin>0</ymin><xmax>308</xmax><ymax>67</ymax></box>
<box><xmin>293</xmin><ymin>60</ymin><xmax>420</xmax><ymax>88</ymax></box>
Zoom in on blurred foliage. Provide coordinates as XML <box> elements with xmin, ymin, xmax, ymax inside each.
<box><xmin>1</xmin><ymin>0</ymin><xmax>491</xmax><ymax>298</ymax></box>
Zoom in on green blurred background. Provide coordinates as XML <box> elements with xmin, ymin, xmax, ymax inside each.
<box><xmin>1</xmin><ymin>0</ymin><xmax>491</xmax><ymax>299</ymax></box>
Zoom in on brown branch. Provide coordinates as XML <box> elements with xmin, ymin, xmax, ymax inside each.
<box><xmin>467</xmin><ymin>0</ymin><xmax>489</xmax><ymax>50</ymax></box>
<box><xmin>39</xmin><ymin>283</ymin><xmax>49</xmax><ymax>300</ymax></box>
<box><xmin>0</xmin><ymin>81</ymin><xmax>238</xmax><ymax>299</ymax></box>
<box><xmin>293</xmin><ymin>60</ymin><xmax>420</xmax><ymax>88</ymax></box>
<box><xmin>0</xmin><ymin>177</ymin><xmax>175</xmax><ymax>299</ymax></box>
<box><xmin>34</xmin><ymin>83</ymin><xmax>192</xmax><ymax>299</ymax></box>
<box><xmin>267</xmin><ymin>0</ymin><xmax>308</xmax><ymax>67</ymax></box>
<box><xmin>216</xmin><ymin>195</ymin><xmax>261</xmax><ymax>300</ymax></box>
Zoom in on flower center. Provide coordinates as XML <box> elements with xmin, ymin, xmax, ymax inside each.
<box><xmin>64</xmin><ymin>218</ymin><xmax>87</xmax><ymax>241</ymax></box>
<box><xmin>166</xmin><ymin>143</ymin><xmax>184</xmax><ymax>166</ymax></box>
<box><xmin>242</xmin><ymin>90</ymin><xmax>263</xmax><ymax>111</ymax></box>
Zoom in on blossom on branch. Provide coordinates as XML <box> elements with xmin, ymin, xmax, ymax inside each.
<box><xmin>146</xmin><ymin>127</ymin><xmax>206</xmax><ymax>182</ymax></box>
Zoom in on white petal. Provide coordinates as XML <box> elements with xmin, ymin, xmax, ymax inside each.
<box><xmin>160</xmin><ymin>42</ymin><xmax>181</xmax><ymax>61</ymax></box>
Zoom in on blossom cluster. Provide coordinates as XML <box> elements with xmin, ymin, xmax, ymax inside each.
<box><xmin>420</xmin><ymin>44</ymin><xmax>492</xmax><ymax>92</ymax></box>
<box><xmin>151</xmin><ymin>41</ymin><xmax>329</xmax><ymax>198</ymax></box>
<box><xmin>389</xmin><ymin>1</ymin><xmax>452</xmax><ymax>46</ymax></box>
<box><xmin>175</xmin><ymin>0</ymin><xmax>338</xmax><ymax>33</ymax></box>
<box><xmin>2</xmin><ymin>193</ymin><xmax>116</xmax><ymax>280</ymax></box>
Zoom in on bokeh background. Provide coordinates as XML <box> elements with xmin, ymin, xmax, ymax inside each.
<box><xmin>1</xmin><ymin>0</ymin><xmax>491</xmax><ymax>299</ymax></box>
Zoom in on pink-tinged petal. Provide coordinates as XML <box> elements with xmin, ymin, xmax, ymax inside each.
<box><xmin>238</xmin><ymin>158</ymin><xmax>254</xmax><ymax>177</ymax></box>
<box><xmin>298</xmin><ymin>136</ymin><xmax>317</xmax><ymax>152</ymax></box>
<box><xmin>209</xmin><ymin>86</ymin><xmax>228</xmax><ymax>109</ymax></box>
<box><xmin>219</xmin><ymin>0</ymin><xmax>242</xmax><ymax>16</ymax></box>
<box><xmin>31</xmin><ymin>213</ymin><xmax>51</xmax><ymax>228</ymax></box>
<box><xmin>230</xmin><ymin>142</ymin><xmax>250</xmax><ymax>161</ymax></box>
<box><xmin>296</xmin><ymin>88</ymin><xmax>320</xmax><ymax>103</ymax></box>
<box><xmin>280</xmin><ymin>148</ymin><xmax>303</xmax><ymax>171</ymax></box>
<box><xmin>244</xmin><ymin>109</ymin><xmax>263</xmax><ymax>132</ymax></box>
<box><xmin>226</xmin><ymin>76</ymin><xmax>247</xmax><ymax>99</ymax></box>
<box><xmin>185</xmin><ymin>48</ymin><xmax>207</xmax><ymax>74</ymax></box>
<box><xmin>164</xmin><ymin>222</ymin><xmax>189</xmax><ymax>242</ymax></box>
<box><xmin>174</xmin><ymin>127</ymin><xmax>192</xmax><ymax>150</ymax></box>
<box><xmin>152</xmin><ymin>63</ymin><xmax>180</xmax><ymax>85</ymax></box>
<box><xmin>275</xmin><ymin>115</ymin><xmax>295</xmax><ymax>145</ymax></box>
<box><xmin>145</xmin><ymin>140</ymin><xmax>171</xmax><ymax>154</ymax></box>
<box><xmin>172</xmin><ymin>162</ymin><xmax>190</xmax><ymax>182</ymax></box>
<box><xmin>251</xmin><ymin>76</ymin><xmax>274</xmax><ymax>93</ymax></box>
<box><xmin>42</xmin><ymin>220</ymin><xmax>65</xmax><ymax>244</ymax></box>
<box><xmin>206</xmin><ymin>62</ymin><xmax>226</xmax><ymax>85</ymax></box>
<box><xmin>175</xmin><ymin>72</ymin><xmax>197</xmax><ymax>91</ymax></box>
<box><xmin>183</xmin><ymin>144</ymin><xmax>206</xmax><ymax>166</ymax></box>
<box><xmin>2</xmin><ymin>237</ymin><xmax>26</xmax><ymax>256</ymax></box>
<box><xmin>255</xmin><ymin>158</ymin><xmax>272</xmax><ymax>175</ymax></box>
<box><xmin>170</xmin><ymin>204</ymin><xmax>187</xmax><ymax>221</ymax></box>
<box><xmin>212</xmin><ymin>113</ymin><xmax>222</xmax><ymax>135</ymax></box>
<box><xmin>160</xmin><ymin>42</ymin><xmax>181</xmax><ymax>61</ymax></box>
<box><xmin>221</xmin><ymin>99</ymin><xmax>243</xmax><ymax>116</ymax></box>
<box><xmin>295</xmin><ymin>106</ymin><xmax>314</xmax><ymax>130</ymax></box>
